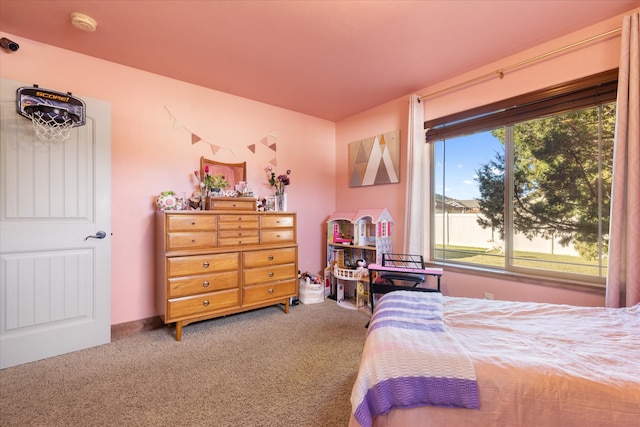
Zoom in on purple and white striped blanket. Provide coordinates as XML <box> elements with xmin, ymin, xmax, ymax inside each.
<box><xmin>351</xmin><ymin>291</ymin><xmax>479</xmax><ymax>427</ymax></box>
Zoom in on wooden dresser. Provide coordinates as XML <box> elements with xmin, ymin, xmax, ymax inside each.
<box><xmin>155</xmin><ymin>210</ymin><xmax>297</xmax><ymax>340</ymax></box>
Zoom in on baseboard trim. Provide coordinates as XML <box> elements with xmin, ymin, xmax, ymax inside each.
<box><xmin>111</xmin><ymin>316</ymin><xmax>164</xmax><ymax>339</ymax></box>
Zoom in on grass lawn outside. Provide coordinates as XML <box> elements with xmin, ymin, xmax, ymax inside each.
<box><xmin>435</xmin><ymin>245</ymin><xmax>607</xmax><ymax>277</ymax></box>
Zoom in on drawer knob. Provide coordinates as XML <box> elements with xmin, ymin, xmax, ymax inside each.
<box><xmin>192</xmin><ymin>239</ymin><xmax>196</xmax><ymax>243</ymax></box>
<box><xmin>232</xmin><ymin>203</ymin><xmax>237</xmax><ymax>207</ymax></box>
<box><xmin>268</xmin><ymin>255</ymin><xmax>274</xmax><ymax>261</ymax></box>
<box><xmin>203</xmin><ymin>281</ymin><xmax>210</xmax><ymax>287</ymax></box>
<box><xmin>268</xmin><ymin>272</ymin><xmax>274</xmax><ymax>277</ymax></box>
<box><xmin>268</xmin><ymin>288</ymin><xmax>274</xmax><ymax>294</ymax></box>
<box><xmin>203</xmin><ymin>300</ymin><xmax>210</xmax><ymax>306</ymax></box>
<box><xmin>191</xmin><ymin>222</ymin><xmax>196</xmax><ymax>225</ymax></box>
<box><xmin>203</xmin><ymin>261</ymin><xmax>210</xmax><ymax>268</ymax></box>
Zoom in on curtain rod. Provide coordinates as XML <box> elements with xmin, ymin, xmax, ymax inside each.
<box><xmin>418</xmin><ymin>27</ymin><xmax>622</xmax><ymax>101</ymax></box>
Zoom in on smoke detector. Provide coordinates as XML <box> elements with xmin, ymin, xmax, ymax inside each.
<box><xmin>71</xmin><ymin>13</ymin><xmax>97</xmax><ymax>32</ymax></box>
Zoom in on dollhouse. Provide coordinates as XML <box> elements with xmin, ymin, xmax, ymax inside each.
<box><xmin>325</xmin><ymin>209</ymin><xmax>394</xmax><ymax>309</ymax></box>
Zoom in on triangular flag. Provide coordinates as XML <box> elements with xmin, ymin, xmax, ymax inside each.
<box><xmin>210</xmin><ymin>145</ymin><xmax>221</xmax><ymax>155</ymax></box>
<box><xmin>269</xmin><ymin>143</ymin><xmax>277</xmax><ymax>151</ymax></box>
<box><xmin>247</xmin><ymin>144</ymin><xmax>256</xmax><ymax>153</ymax></box>
<box><xmin>192</xmin><ymin>134</ymin><xmax>202</xmax><ymax>144</ymax></box>
<box><xmin>269</xmin><ymin>158</ymin><xmax>277</xmax><ymax>167</ymax></box>
<box><xmin>261</xmin><ymin>138</ymin><xmax>270</xmax><ymax>146</ymax></box>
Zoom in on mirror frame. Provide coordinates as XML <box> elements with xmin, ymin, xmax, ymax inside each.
<box><xmin>200</xmin><ymin>157</ymin><xmax>247</xmax><ymax>189</ymax></box>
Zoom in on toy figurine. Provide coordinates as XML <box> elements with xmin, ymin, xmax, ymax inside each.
<box><xmin>355</xmin><ymin>259</ymin><xmax>369</xmax><ymax>277</ymax></box>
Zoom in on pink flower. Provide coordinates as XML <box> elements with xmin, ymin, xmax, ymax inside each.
<box><xmin>267</xmin><ymin>167</ymin><xmax>291</xmax><ymax>195</ymax></box>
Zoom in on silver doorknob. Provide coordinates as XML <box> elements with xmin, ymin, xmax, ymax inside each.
<box><xmin>85</xmin><ymin>231</ymin><xmax>107</xmax><ymax>241</ymax></box>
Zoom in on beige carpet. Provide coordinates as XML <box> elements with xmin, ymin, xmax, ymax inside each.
<box><xmin>0</xmin><ymin>300</ymin><xmax>370</xmax><ymax>427</ymax></box>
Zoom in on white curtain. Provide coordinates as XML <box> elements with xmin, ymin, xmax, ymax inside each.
<box><xmin>403</xmin><ymin>95</ymin><xmax>427</xmax><ymax>255</ymax></box>
<box><xmin>606</xmin><ymin>13</ymin><xmax>640</xmax><ymax>308</ymax></box>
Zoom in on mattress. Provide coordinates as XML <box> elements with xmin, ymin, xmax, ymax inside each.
<box><xmin>349</xmin><ymin>294</ymin><xmax>640</xmax><ymax>427</ymax></box>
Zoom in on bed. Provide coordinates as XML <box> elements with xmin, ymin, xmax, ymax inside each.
<box><xmin>349</xmin><ymin>291</ymin><xmax>640</xmax><ymax>427</ymax></box>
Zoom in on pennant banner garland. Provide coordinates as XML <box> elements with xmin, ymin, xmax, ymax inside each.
<box><xmin>165</xmin><ymin>106</ymin><xmax>278</xmax><ymax>164</ymax></box>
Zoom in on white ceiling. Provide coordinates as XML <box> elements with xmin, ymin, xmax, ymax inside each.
<box><xmin>0</xmin><ymin>0</ymin><xmax>638</xmax><ymax>121</ymax></box>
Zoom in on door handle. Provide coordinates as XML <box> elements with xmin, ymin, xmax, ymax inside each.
<box><xmin>85</xmin><ymin>231</ymin><xmax>107</xmax><ymax>241</ymax></box>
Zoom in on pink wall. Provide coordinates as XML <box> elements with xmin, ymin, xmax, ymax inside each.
<box><xmin>335</xmin><ymin>11</ymin><xmax>637</xmax><ymax>307</ymax></box>
<box><xmin>335</xmin><ymin>99</ymin><xmax>410</xmax><ymax>253</ymax></box>
<box><xmin>0</xmin><ymin>36</ymin><xmax>336</xmax><ymax>324</ymax></box>
<box><xmin>1</xmin><ymin>9</ymin><xmax>635</xmax><ymax>325</ymax></box>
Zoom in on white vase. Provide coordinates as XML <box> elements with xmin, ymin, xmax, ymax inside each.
<box><xmin>275</xmin><ymin>193</ymin><xmax>287</xmax><ymax>212</ymax></box>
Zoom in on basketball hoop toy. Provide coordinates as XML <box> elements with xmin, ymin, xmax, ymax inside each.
<box><xmin>16</xmin><ymin>85</ymin><xmax>86</xmax><ymax>143</ymax></box>
<box><xmin>25</xmin><ymin>105</ymin><xmax>80</xmax><ymax>142</ymax></box>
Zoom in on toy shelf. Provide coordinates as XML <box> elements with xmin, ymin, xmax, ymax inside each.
<box><xmin>330</xmin><ymin>242</ymin><xmax>377</xmax><ymax>250</ymax></box>
<box><xmin>325</xmin><ymin>208</ymin><xmax>394</xmax><ymax>311</ymax></box>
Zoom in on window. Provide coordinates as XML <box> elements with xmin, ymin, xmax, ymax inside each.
<box><xmin>427</xmin><ymin>70</ymin><xmax>617</xmax><ymax>285</ymax></box>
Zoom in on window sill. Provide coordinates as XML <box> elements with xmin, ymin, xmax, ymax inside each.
<box><xmin>426</xmin><ymin>262</ymin><xmax>606</xmax><ymax>296</ymax></box>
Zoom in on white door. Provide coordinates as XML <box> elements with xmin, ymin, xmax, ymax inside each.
<box><xmin>0</xmin><ymin>78</ymin><xmax>111</xmax><ymax>369</ymax></box>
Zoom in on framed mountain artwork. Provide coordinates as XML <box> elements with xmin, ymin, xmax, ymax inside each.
<box><xmin>349</xmin><ymin>130</ymin><xmax>400</xmax><ymax>187</ymax></box>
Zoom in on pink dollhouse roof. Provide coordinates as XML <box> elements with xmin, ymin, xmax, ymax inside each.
<box><xmin>326</xmin><ymin>212</ymin><xmax>358</xmax><ymax>222</ymax></box>
<box><xmin>326</xmin><ymin>208</ymin><xmax>394</xmax><ymax>224</ymax></box>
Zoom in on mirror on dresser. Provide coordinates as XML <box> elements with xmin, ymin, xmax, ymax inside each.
<box><xmin>200</xmin><ymin>157</ymin><xmax>247</xmax><ymax>189</ymax></box>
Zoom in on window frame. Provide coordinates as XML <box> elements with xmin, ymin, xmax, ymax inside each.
<box><xmin>427</xmin><ymin>70</ymin><xmax>617</xmax><ymax>289</ymax></box>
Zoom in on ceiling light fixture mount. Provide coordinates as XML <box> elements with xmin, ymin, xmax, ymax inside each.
<box><xmin>71</xmin><ymin>13</ymin><xmax>97</xmax><ymax>32</ymax></box>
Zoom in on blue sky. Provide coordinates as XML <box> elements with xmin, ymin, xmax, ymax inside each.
<box><xmin>434</xmin><ymin>131</ymin><xmax>504</xmax><ymax>201</ymax></box>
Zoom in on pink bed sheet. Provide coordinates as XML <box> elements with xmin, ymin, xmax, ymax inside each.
<box><xmin>349</xmin><ymin>297</ymin><xmax>640</xmax><ymax>427</ymax></box>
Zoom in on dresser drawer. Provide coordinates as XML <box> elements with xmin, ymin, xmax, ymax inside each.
<box><xmin>243</xmin><ymin>247</ymin><xmax>297</xmax><ymax>268</ymax></box>
<box><xmin>167</xmin><ymin>252</ymin><xmax>239</xmax><ymax>278</ymax></box>
<box><xmin>261</xmin><ymin>214</ymin><xmax>295</xmax><ymax>228</ymax></box>
<box><xmin>218</xmin><ymin>234</ymin><xmax>260</xmax><ymax>247</ymax></box>
<box><xmin>167</xmin><ymin>232</ymin><xmax>217</xmax><ymax>251</ymax></box>
<box><xmin>243</xmin><ymin>279</ymin><xmax>297</xmax><ymax>305</ymax></box>
<box><xmin>167</xmin><ymin>214</ymin><xmax>217</xmax><ymax>232</ymax></box>
<box><xmin>244</xmin><ymin>263</ymin><xmax>297</xmax><ymax>286</ymax></box>
<box><xmin>218</xmin><ymin>215</ymin><xmax>259</xmax><ymax>231</ymax></box>
<box><xmin>218</xmin><ymin>229</ymin><xmax>260</xmax><ymax>239</ymax></box>
<box><xmin>260</xmin><ymin>229</ymin><xmax>295</xmax><ymax>244</ymax></box>
<box><xmin>168</xmin><ymin>270</ymin><xmax>239</xmax><ymax>298</ymax></box>
<box><xmin>167</xmin><ymin>288</ymin><xmax>240</xmax><ymax>320</ymax></box>
<box><xmin>209</xmin><ymin>197</ymin><xmax>256</xmax><ymax>211</ymax></box>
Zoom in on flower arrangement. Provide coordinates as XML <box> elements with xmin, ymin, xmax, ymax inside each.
<box><xmin>268</xmin><ymin>167</ymin><xmax>291</xmax><ymax>195</ymax></box>
<box><xmin>208</xmin><ymin>173</ymin><xmax>230</xmax><ymax>191</ymax></box>
<box><xmin>195</xmin><ymin>166</ymin><xmax>229</xmax><ymax>195</ymax></box>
